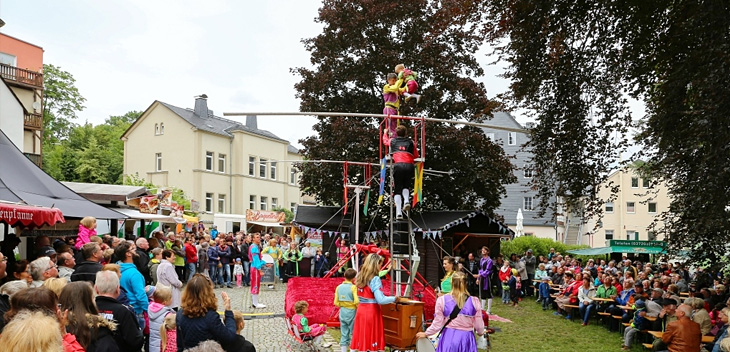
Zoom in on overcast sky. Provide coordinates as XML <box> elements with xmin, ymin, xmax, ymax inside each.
<box><xmin>0</xmin><ymin>1</ymin><xmax>521</xmax><ymax>148</ymax></box>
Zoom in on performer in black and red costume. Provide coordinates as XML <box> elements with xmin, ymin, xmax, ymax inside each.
<box><xmin>383</xmin><ymin>124</ymin><xmax>417</xmax><ymax>220</ymax></box>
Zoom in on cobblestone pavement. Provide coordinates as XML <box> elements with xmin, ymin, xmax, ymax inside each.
<box><xmin>213</xmin><ymin>281</ymin><xmax>337</xmax><ymax>352</ymax></box>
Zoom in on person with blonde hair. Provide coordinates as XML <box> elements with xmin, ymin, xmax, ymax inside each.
<box><xmin>76</xmin><ymin>216</ymin><xmax>97</xmax><ymax>250</ymax></box>
<box><xmin>43</xmin><ymin>277</ymin><xmax>67</xmax><ymax>296</ymax></box>
<box><xmin>223</xmin><ymin>310</ymin><xmax>256</xmax><ymax>352</ymax></box>
<box><xmin>176</xmin><ymin>274</ymin><xmax>237</xmax><ymax>350</ymax></box>
<box><xmin>160</xmin><ymin>312</ymin><xmax>177</xmax><ymax>352</ymax></box>
<box><xmin>293</xmin><ymin>300</ymin><xmax>331</xmax><ymax>348</ymax></box>
<box><xmin>350</xmin><ymin>254</ymin><xmax>404</xmax><ymax>352</ymax></box>
<box><xmin>149</xmin><ymin>284</ymin><xmax>175</xmax><ymax>352</ymax></box>
<box><xmin>0</xmin><ymin>310</ymin><xmax>63</xmax><ymax>352</ymax></box>
<box><xmin>417</xmin><ymin>272</ymin><xmax>485</xmax><ymax>351</ymax></box>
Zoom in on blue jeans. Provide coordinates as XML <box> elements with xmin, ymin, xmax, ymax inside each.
<box><xmin>541</xmin><ymin>297</ymin><xmax>551</xmax><ymax>310</ymax></box>
<box><xmin>579</xmin><ymin>302</ymin><xmax>594</xmax><ymax>323</ymax></box>
<box><xmin>136</xmin><ymin>312</ymin><xmax>146</xmax><ymax>331</ymax></box>
<box><xmin>217</xmin><ymin>263</ymin><xmax>231</xmax><ymax>285</ymax></box>
<box><xmin>501</xmin><ymin>286</ymin><xmax>510</xmax><ymax>303</ymax></box>
<box><xmin>243</xmin><ymin>261</ymin><xmax>250</xmax><ymax>285</ymax></box>
<box><xmin>209</xmin><ymin>262</ymin><xmax>218</xmax><ymax>283</ymax></box>
<box><xmin>186</xmin><ymin>262</ymin><xmax>197</xmax><ymax>282</ymax></box>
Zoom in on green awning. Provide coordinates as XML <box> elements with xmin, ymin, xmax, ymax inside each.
<box><xmin>568</xmin><ymin>245</ymin><xmax>666</xmax><ymax>256</ymax></box>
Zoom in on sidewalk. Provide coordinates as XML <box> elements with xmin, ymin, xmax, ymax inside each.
<box><xmin>214</xmin><ymin>282</ymin><xmax>337</xmax><ymax>351</ymax></box>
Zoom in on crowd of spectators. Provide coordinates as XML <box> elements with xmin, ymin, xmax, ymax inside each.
<box><xmin>0</xmin><ymin>222</ymin><xmax>266</xmax><ymax>352</ymax></box>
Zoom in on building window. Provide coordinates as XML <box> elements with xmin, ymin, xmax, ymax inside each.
<box><xmin>260</xmin><ymin>196</ymin><xmax>267</xmax><ymax>210</ymax></box>
<box><xmin>155</xmin><ymin>153</ymin><xmax>162</xmax><ymax>171</ymax></box>
<box><xmin>218</xmin><ymin>194</ymin><xmax>226</xmax><ymax>213</ymax></box>
<box><xmin>486</xmin><ymin>133</ymin><xmax>495</xmax><ymax>142</ymax></box>
<box><xmin>249</xmin><ymin>195</ymin><xmax>256</xmax><ymax>210</ymax></box>
<box><xmin>290</xmin><ymin>168</ymin><xmax>297</xmax><ymax>184</ymax></box>
<box><xmin>160</xmin><ymin>123</ymin><xmax>164</xmax><ymax>135</ymax></box>
<box><xmin>205</xmin><ymin>152</ymin><xmax>213</xmax><ymax>171</ymax></box>
<box><xmin>523</xmin><ymin>165</ymin><xmax>533</xmax><ymax>178</ymax></box>
<box><xmin>626</xmin><ymin>202</ymin><xmax>635</xmax><ymax>213</ymax></box>
<box><xmin>605</xmin><ymin>229</ymin><xmax>614</xmax><ymax>240</ymax></box>
<box><xmin>271</xmin><ymin>197</ymin><xmax>278</xmax><ymax>209</ymax></box>
<box><xmin>648</xmin><ymin>202</ymin><xmax>657</xmax><ymax>213</ymax></box>
<box><xmin>155</xmin><ymin>124</ymin><xmax>159</xmax><ymax>135</ymax></box>
<box><xmin>627</xmin><ymin>230</ymin><xmax>638</xmax><ymax>240</ymax></box>
<box><xmin>259</xmin><ymin>159</ymin><xmax>267</xmax><ymax>178</ymax></box>
<box><xmin>270</xmin><ymin>161</ymin><xmax>277</xmax><ymax>180</ymax></box>
<box><xmin>290</xmin><ymin>202</ymin><xmax>296</xmax><ymax>213</ymax></box>
<box><xmin>642</xmin><ymin>178</ymin><xmax>650</xmax><ymax>188</ymax></box>
<box><xmin>507</xmin><ymin>132</ymin><xmax>516</xmax><ymax>146</ymax></box>
<box><xmin>0</xmin><ymin>52</ymin><xmax>18</xmax><ymax>66</ymax></box>
<box><xmin>249</xmin><ymin>157</ymin><xmax>256</xmax><ymax>176</ymax></box>
<box><xmin>605</xmin><ymin>202</ymin><xmax>614</xmax><ymax>213</ymax></box>
<box><xmin>218</xmin><ymin>154</ymin><xmax>226</xmax><ymax>173</ymax></box>
<box><xmin>631</xmin><ymin>177</ymin><xmax>639</xmax><ymax>188</ymax></box>
<box><xmin>523</xmin><ymin>197</ymin><xmax>533</xmax><ymax>211</ymax></box>
<box><xmin>205</xmin><ymin>193</ymin><xmax>213</xmax><ymax>212</ymax></box>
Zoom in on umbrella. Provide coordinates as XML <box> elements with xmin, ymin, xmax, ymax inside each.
<box><xmin>0</xmin><ymin>200</ymin><xmax>65</xmax><ymax>228</ymax></box>
<box><xmin>515</xmin><ymin>208</ymin><xmax>524</xmax><ymax>237</ymax></box>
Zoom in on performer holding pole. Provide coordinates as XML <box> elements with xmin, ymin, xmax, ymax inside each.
<box><xmin>350</xmin><ymin>254</ymin><xmax>407</xmax><ymax>352</ymax></box>
<box><xmin>478</xmin><ymin>246</ymin><xmax>494</xmax><ymax>315</ymax></box>
<box><xmin>383</xmin><ymin>73</ymin><xmax>405</xmax><ymax>138</ymax></box>
<box><xmin>383</xmin><ymin>125</ymin><xmax>416</xmax><ymax>220</ymax></box>
<box><xmin>249</xmin><ymin>233</ymin><xmax>268</xmax><ymax>309</ymax></box>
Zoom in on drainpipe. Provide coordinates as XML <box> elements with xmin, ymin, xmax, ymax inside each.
<box><xmin>229</xmin><ymin>136</ymin><xmax>233</xmax><ymax>214</ymax></box>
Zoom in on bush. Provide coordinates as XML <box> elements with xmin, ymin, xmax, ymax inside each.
<box><xmin>499</xmin><ymin>236</ymin><xmax>592</xmax><ymax>262</ymax></box>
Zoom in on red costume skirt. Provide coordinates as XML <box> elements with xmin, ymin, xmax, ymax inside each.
<box><xmin>350</xmin><ymin>303</ymin><xmax>385</xmax><ymax>351</ymax></box>
<box><xmin>250</xmin><ymin>268</ymin><xmax>260</xmax><ymax>295</ymax></box>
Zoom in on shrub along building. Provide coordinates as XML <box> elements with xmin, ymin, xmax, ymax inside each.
<box><xmin>121</xmin><ymin>95</ymin><xmax>307</xmax><ymax>226</ymax></box>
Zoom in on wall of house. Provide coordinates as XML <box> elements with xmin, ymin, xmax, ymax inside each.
<box><xmin>0</xmin><ymin>33</ymin><xmax>44</xmax><ymax>72</ymax></box>
<box><xmin>0</xmin><ymin>81</ymin><xmax>23</xmax><ymax>147</ymax></box>
<box><xmin>584</xmin><ymin>168</ymin><xmax>671</xmax><ymax>247</ymax></box>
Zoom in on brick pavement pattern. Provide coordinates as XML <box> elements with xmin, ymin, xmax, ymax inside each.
<box><xmin>214</xmin><ymin>282</ymin><xmax>337</xmax><ymax>351</ymax></box>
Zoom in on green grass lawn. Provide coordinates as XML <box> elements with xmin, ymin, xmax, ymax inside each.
<box><xmin>328</xmin><ymin>299</ymin><xmax>649</xmax><ymax>351</ymax></box>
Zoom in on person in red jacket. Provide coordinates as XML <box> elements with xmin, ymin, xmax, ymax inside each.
<box><xmin>184</xmin><ymin>237</ymin><xmax>198</xmax><ymax>282</ymax></box>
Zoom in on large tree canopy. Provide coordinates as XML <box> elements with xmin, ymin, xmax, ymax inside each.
<box><xmin>293</xmin><ymin>0</ymin><xmax>515</xmax><ymax>218</ymax></box>
<box><xmin>484</xmin><ymin>1</ymin><xmax>730</xmax><ymax>265</ymax></box>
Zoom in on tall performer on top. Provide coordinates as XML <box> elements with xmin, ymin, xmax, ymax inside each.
<box><xmin>249</xmin><ymin>233</ymin><xmax>268</xmax><ymax>309</ymax></box>
<box><xmin>478</xmin><ymin>246</ymin><xmax>494</xmax><ymax>315</ymax></box>
<box><xmin>383</xmin><ymin>125</ymin><xmax>417</xmax><ymax>220</ymax></box>
<box><xmin>383</xmin><ymin>73</ymin><xmax>405</xmax><ymax>138</ymax></box>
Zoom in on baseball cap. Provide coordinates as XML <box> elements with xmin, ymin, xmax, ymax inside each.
<box><xmin>38</xmin><ymin>246</ymin><xmax>56</xmax><ymax>257</ymax></box>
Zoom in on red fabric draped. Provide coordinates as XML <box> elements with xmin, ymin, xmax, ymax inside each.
<box><xmin>284</xmin><ymin>277</ymin><xmax>436</xmax><ymax>325</ymax></box>
<box><xmin>0</xmin><ymin>202</ymin><xmax>65</xmax><ymax>227</ymax></box>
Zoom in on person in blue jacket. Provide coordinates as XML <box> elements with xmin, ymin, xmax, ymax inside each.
<box><xmin>115</xmin><ymin>241</ymin><xmax>149</xmax><ymax>330</ymax></box>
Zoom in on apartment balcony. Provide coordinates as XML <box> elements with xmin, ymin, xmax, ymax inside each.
<box><xmin>0</xmin><ymin>63</ymin><xmax>43</xmax><ymax>89</ymax></box>
<box><xmin>24</xmin><ymin>112</ymin><xmax>43</xmax><ymax>130</ymax></box>
<box><xmin>24</xmin><ymin>152</ymin><xmax>42</xmax><ymax>168</ymax></box>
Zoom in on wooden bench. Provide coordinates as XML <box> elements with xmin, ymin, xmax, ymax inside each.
<box><xmin>643</xmin><ymin>343</ymin><xmax>654</xmax><ymax>349</ymax></box>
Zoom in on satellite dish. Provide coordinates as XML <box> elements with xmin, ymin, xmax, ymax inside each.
<box><xmin>32</xmin><ymin>101</ymin><xmax>41</xmax><ymax>110</ymax></box>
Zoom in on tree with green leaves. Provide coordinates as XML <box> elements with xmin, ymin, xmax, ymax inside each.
<box><xmin>42</xmin><ymin>64</ymin><xmax>86</xmax><ymax>144</ymax></box>
<box><xmin>483</xmin><ymin>1</ymin><xmax>730</xmax><ymax>266</ymax></box>
<box><xmin>293</xmin><ymin>0</ymin><xmax>515</xmax><ymax>219</ymax></box>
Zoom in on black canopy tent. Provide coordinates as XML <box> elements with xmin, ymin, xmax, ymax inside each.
<box><xmin>0</xmin><ymin>129</ymin><xmax>125</xmax><ymax>237</ymax></box>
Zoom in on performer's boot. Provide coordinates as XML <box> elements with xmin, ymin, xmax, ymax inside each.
<box><xmin>252</xmin><ymin>294</ymin><xmax>266</xmax><ymax>309</ymax></box>
<box><xmin>341</xmin><ymin>346</ymin><xmax>348</xmax><ymax>352</ymax></box>
<box><xmin>482</xmin><ymin>299</ymin><xmax>486</xmax><ymax>311</ymax></box>
<box><xmin>487</xmin><ymin>298</ymin><xmax>493</xmax><ymax>315</ymax></box>
<box><xmin>402</xmin><ymin>189</ymin><xmax>411</xmax><ymax>214</ymax></box>
<box><xmin>404</xmin><ymin>93</ymin><xmax>422</xmax><ymax>103</ymax></box>
<box><xmin>394</xmin><ymin>194</ymin><xmax>403</xmax><ymax>220</ymax></box>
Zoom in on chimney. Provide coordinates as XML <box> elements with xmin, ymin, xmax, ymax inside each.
<box><xmin>246</xmin><ymin>115</ymin><xmax>258</xmax><ymax>129</ymax></box>
<box><xmin>194</xmin><ymin>94</ymin><xmax>208</xmax><ymax>118</ymax></box>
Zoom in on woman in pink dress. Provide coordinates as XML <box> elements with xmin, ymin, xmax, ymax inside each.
<box><xmin>416</xmin><ymin>272</ymin><xmax>485</xmax><ymax>352</ymax></box>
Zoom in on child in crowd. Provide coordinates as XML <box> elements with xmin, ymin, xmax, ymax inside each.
<box><xmin>224</xmin><ymin>311</ymin><xmax>256</xmax><ymax>352</ymax></box>
<box><xmin>234</xmin><ymin>258</ymin><xmax>244</xmax><ymax>288</ymax></box>
<box><xmin>499</xmin><ymin>260</ymin><xmax>511</xmax><ymax>304</ymax></box>
<box><xmin>539</xmin><ymin>277</ymin><xmax>552</xmax><ymax>310</ymax></box>
<box><xmin>75</xmin><ymin>216</ymin><xmax>97</xmax><ymax>250</ymax></box>
<box><xmin>334</xmin><ymin>268</ymin><xmax>359</xmax><ymax>352</ymax></box>
<box><xmin>394</xmin><ymin>64</ymin><xmax>421</xmax><ymax>103</ymax></box>
<box><xmin>622</xmin><ymin>299</ymin><xmax>648</xmax><ymax>350</ymax></box>
<box><xmin>314</xmin><ymin>249</ymin><xmax>328</xmax><ymax>278</ymax></box>
<box><xmin>149</xmin><ymin>285</ymin><xmax>175</xmax><ymax>352</ymax></box>
<box><xmin>293</xmin><ymin>300</ymin><xmax>331</xmax><ymax>348</ymax></box>
<box><xmin>160</xmin><ymin>312</ymin><xmax>177</xmax><ymax>352</ymax></box>
<box><xmin>508</xmin><ymin>268</ymin><xmax>520</xmax><ymax>306</ymax></box>
<box><xmin>148</xmin><ymin>248</ymin><xmax>162</xmax><ymax>286</ymax></box>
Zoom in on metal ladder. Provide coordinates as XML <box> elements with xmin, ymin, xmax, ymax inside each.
<box><xmin>388</xmin><ymin>163</ymin><xmax>420</xmax><ymax>298</ymax></box>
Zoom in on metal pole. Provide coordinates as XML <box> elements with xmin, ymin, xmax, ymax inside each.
<box><xmin>223</xmin><ymin>111</ymin><xmax>528</xmax><ymax>133</ymax></box>
<box><xmin>354</xmin><ymin>187</ymin><xmax>361</xmax><ymax>271</ymax></box>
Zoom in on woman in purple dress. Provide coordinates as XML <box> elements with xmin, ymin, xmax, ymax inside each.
<box><xmin>416</xmin><ymin>272</ymin><xmax>485</xmax><ymax>352</ymax></box>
